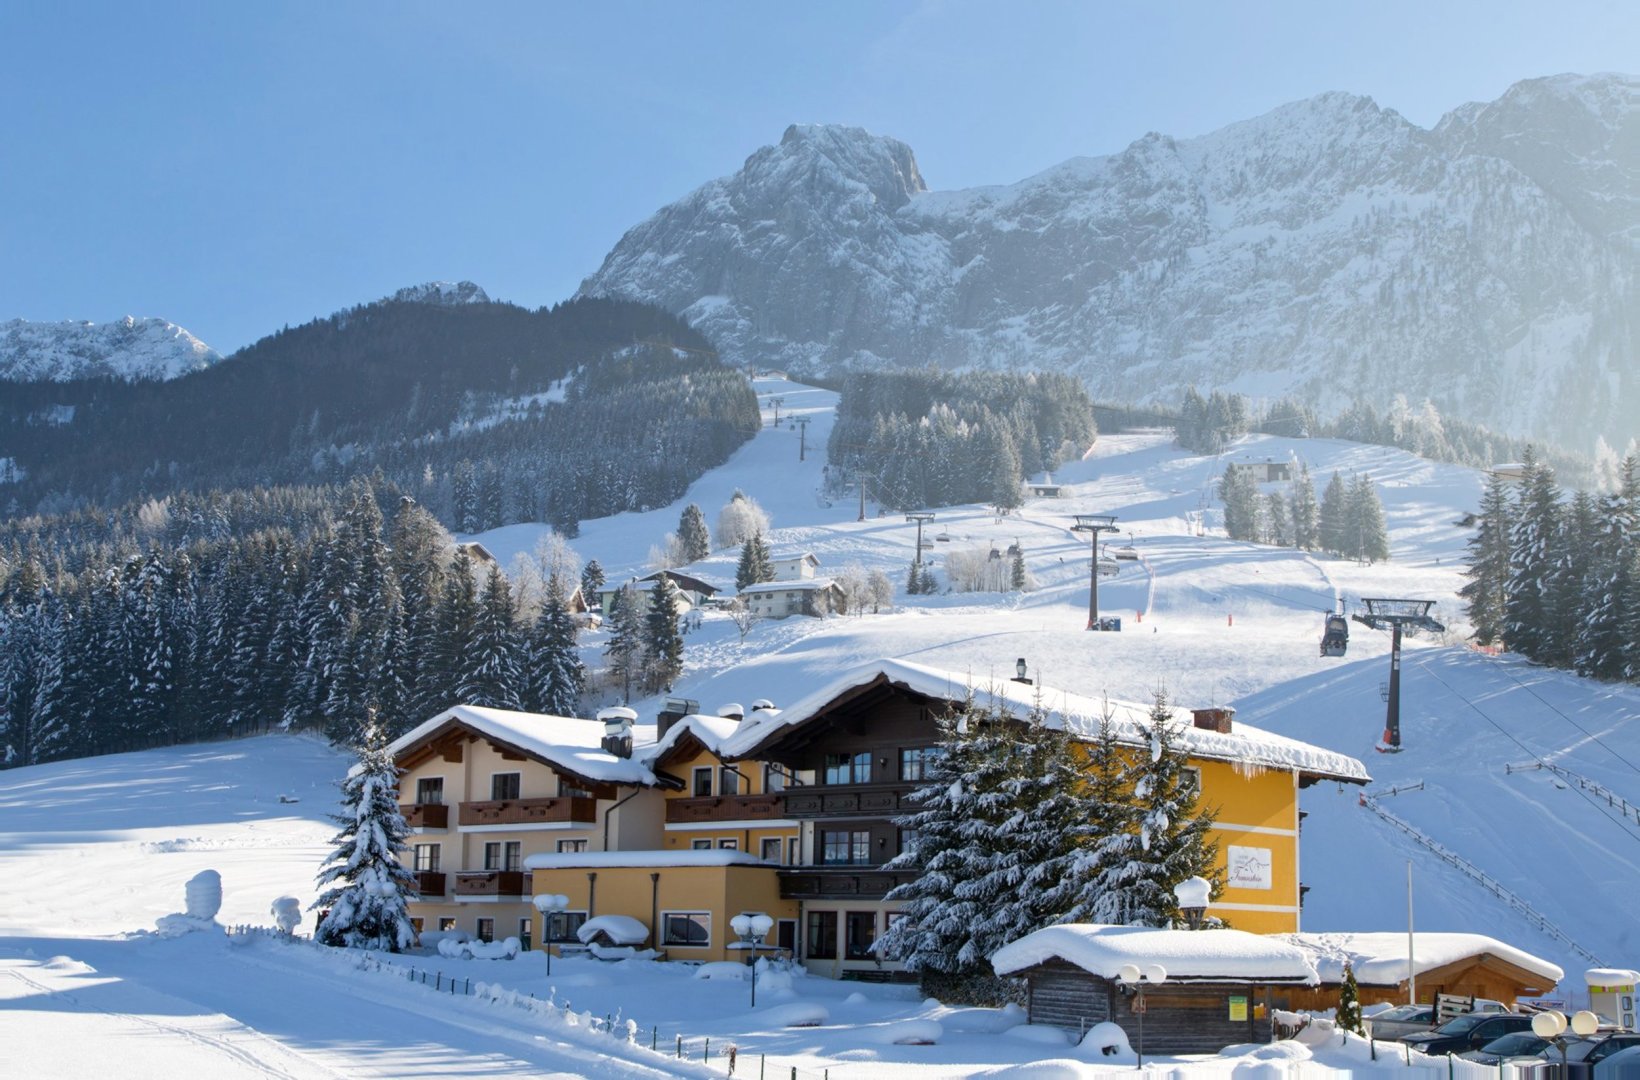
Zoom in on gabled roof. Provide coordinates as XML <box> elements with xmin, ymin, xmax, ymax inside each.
<box><xmin>388</xmin><ymin>705</ymin><xmax>659</xmax><ymax>790</ymax></box>
<box><xmin>737</xmin><ymin>578</ymin><xmax>841</xmax><ymax>595</ymax></box>
<box><xmin>643</xmin><ymin>713</ymin><xmax>743</xmax><ymax>770</ymax></box>
<box><xmin>637</xmin><ymin>569</ymin><xmax>723</xmax><ymax>596</ymax></box>
<box><xmin>769</xmin><ymin>551</ymin><xmax>820</xmax><ymax>566</ymax></box>
<box><xmin>1277</xmin><ymin>932</ymin><xmax>1564</xmax><ymax>986</ymax></box>
<box><xmin>721</xmin><ymin>658</ymin><xmax>1369</xmax><ymax>784</ymax></box>
<box><xmin>992</xmin><ymin>925</ymin><xmax>1318</xmax><ymax>984</ymax></box>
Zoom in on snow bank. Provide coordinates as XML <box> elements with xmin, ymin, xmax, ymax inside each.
<box><xmin>750</xmin><ymin>1001</ymin><xmax>829</xmax><ymax>1027</ymax></box>
<box><xmin>438</xmin><ymin>936</ymin><xmax>521</xmax><ymax>960</ymax></box>
<box><xmin>992</xmin><ymin>924</ymin><xmax>1319</xmax><ymax>983</ymax></box>
<box><xmin>1076</xmin><ymin>1021</ymin><xmax>1131</xmax><ymax>1058</ymax></box>
<box><xmin>1004</xmin><ymin>1024</ymin><xmax>1072</xmax><ymax>1046</ymax></box>
<box><xmin>576</xmin><ymin>914</ymin><xmax>649</xmax><ymax>946</ymax></box>
<box><xmin>692</xmin><ymin>961</ymin><xmax>749</xmax><ymax>981</ymax></box>
<box><xmin>861</xmin><ymin>1019</ymin><xmax>943</xmax><ymax>1045</ymax></box>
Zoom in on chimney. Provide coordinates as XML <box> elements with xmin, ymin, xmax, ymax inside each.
<box><xmin>1191</xmin><ymin>706</ymin><xmax>1234</xmax><ymax>734</ymax></box>
<box><xmin>717</xmin><ymin>703</ymin><xmax>745</xmax><ymax>722</ymax></box>
<box><xmin>656</xmin><ymin>697</ymin><xmax>699</xmax><ymax>741</ymax></box>
<box><xmin>750</xmin><ymin>698</ymin><xmax>777</xmax><ymax>713</ymax></box>
<box><xmin>597</xmin><ymin>707</ymin><xmax>637</xmax><ymax>758</ymax></box>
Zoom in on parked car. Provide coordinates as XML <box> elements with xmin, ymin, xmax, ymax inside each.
<box><xmin>1459</xmin><ymin>1031</ymin><xmax>1554</xmax><ymax>1065</ymax></box>
<box><xmin>1595</xmin><ymin>1043</ymin><xmax>1640</xmax><ymax>1079</ymax></box>
<box><xmin>1365</xmin><ymin>1004</ymin><xmax>1437</xmax><ymax>1041</ymax></box>
<box><xmin>1554</xmin><ymin>1033</ymin><xmax>1640</xmax><ymax>1079</ymax></box>
<box><xmin>1401</xmin><ymin>1013</ymin><xmax>1535</xmax><ymax>1056</ymax></box>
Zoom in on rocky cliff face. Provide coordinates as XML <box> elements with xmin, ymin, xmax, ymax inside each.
<box><xmin>580</xmin><ymin>76</ymin><xmax>1640</xmax><ymax>451</ymax></box>
<box><xmin>0</xmin><ymin>315</ymin><xmax>220</xmax><ymax>381</ymax></box>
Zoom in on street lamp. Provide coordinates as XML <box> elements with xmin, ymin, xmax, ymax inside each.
<box><xmin>1012</xmin><ymin>657</ymin><xmax>1032</xmax><ymax>686</ymax></box>
<box><xmin>1173</xmin><ymin>875</ymin><xmax>1212</xmax><ymax>929</ymax></box>
<box><xmin>1071</xmin><ymin>514</ymin><xmax>1119</xmax><ymax>630</ymax></box>
<box><xmin>1531</xmin><ymin>1008</ymin><xmax>1600</xmax><ymax>1077</ymax></box>
<box><xmin>533</xmin><ymin>893</ymin><xmax>570</xmax><ymax>976</ymax></box>
<box><xmin>1117</xmin><ymin>963</ymin><xmax>1167</xmax><ymax>1068</ymax></box>
<box><xmin>730</xmin><ymin>912</ymin><xmax>775</xmax><ymax>1007</ymax></box>
<box><xmin>1352</xmin><ymin>598</ymin><xmax>1444</xmax><ymax>751</ymax></box>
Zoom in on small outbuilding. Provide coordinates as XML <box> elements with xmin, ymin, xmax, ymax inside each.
<box><xmin>1275</xmin><ymin>932</ymin><xmax>1565</xmax><ymax>1011</ymax></box>
<box><xmin>991</xmin><ymin>924</ymin><xmax>1319</xmax><ymax>1054</ymax></box>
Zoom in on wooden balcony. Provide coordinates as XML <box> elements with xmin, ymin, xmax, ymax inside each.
<box><xmin>415</xmin><ymin>870</ymin><xmax>446</xmax><ymax>897</ymax></box>
<box><xmin>457</xmin><ymin>796</ymin><xmax>597</xmax><ymax>827</ymax></box>
<box><xmin>453</xmin><ymin>870</ymin><xmax>529</xmax><ymax>897</ymax></box>
<box><xmin>778</xmin><ymin>866</ymin><xmax>919</xmax><ymax>901</ymax></box>
<box><xmin>665</xmin><ymin>793</ymin><xmax>785</xmax><ymax>825</ymax></box>
<box><xmin>401</xmin><ymin>802</ymin><xmax>449</xmax><ymax>829</ymax></box>
<box><xmin>781</xmin><ymin>784</ymin><xmax>916</xmax><ymax>819</ymax></box>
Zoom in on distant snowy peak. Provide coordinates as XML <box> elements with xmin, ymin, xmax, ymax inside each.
<box><xmin>388</xmin><ymin>280</ymin><xmax>492</xmax><ymax>306</ymax></box>
<box><xmin>580</xmin><ymin>74</ymin><xmax>1640</xmax><ymax>451</ymax></box>
<box><xmin>0</xmin><ymin>315</ymin><xmax>220</xmax><ymax>382</ymax></box>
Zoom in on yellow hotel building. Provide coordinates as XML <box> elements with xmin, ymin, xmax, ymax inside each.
<box><xmin>388</xmin><ymin>659</ymin><xmax>1367</xmax><ymax>976</ymax></box>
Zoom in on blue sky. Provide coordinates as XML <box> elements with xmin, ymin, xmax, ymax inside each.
<box><xmin>2</xmin><ymin>1</ymin><xmax>1635</xmax><ymax>352</ymax></box>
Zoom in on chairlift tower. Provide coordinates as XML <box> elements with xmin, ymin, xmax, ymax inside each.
<box><xmin>1352</xmin><ymin>598</ymin><xmax>1444</xmax><ymax>751</ymax></box>
<box><xmin>905</xmin><ymin>512</ymin><xmax>936</xmax><ymax>567</ymax></box>
<box><xmin>794</xmin><ymin>415</ymin><xmax>811</xmax><ymax>460</ymax></box>
<box><xmin>1072</xmin><ymin>513</ymin><xmax>1120</xmax><ymax>630</ymax></box>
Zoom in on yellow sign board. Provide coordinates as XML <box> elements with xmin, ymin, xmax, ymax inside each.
<box><xmin>1229</xmin><ymin>995</ymin><xmax>1248</xmax><ymax>1022</ymax></box>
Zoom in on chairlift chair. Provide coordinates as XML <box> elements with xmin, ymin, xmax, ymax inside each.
<box><xmin>1097</xmin><ymin>557</ymin><xmax>1120</xmax><ymax>578</ymax></box>
<box><xmin>1320</xmin><ymin>614</ymin><xmax>1350</xmax><ymax>658</ymax></box>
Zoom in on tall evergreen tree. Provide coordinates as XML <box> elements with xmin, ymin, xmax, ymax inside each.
<box><xmin>1219</xmin><ymin>466</ymin><xmax>1261</xmax><ymax>541</ymax></box>
<box><xmin>525</xmin><ymin>572</ymin><xmax>584</xmax><ymax>716</ymax></box>
<box><xmin>580</xmin><ymin>559</ymin><xmax>606</xmax><ymax>604</ymax></box>
<box><xmin>1460</xmin><ymin>471</ymin><xmax>1513</xmax><ymax>646</ymax></box>
<box><xmin>677</xmin><ymin>503</ymin><xmax>712</xmax><ymax>562</ymax></box>
<box><xmin>430</xmin><ymin>548</ymin><xmax>481</xmax><ymax>710</ymax></box>
<box><xmin>312</xmin><ymin>714</ymin><xmax>418</xmax><ymax>952</ymax></box>
<box><xmin>603</xmin><ymin>584</ymin><xmax>644</xmax><ymax>703</ymax></box>
<box><xmin>1289</xmin><ymin>464</ymin><xmax>1320</xmax><ymax>551</ymax></box>
<box><xmin>1346</xmin><ymin>474</ymin><xmax>1390</xmax><ymax>563</ymax></box>
<box><xmin>1504</xmin><ymin>451</ymin><xmax>1562</xmax><ymax>660</ymax></box>
<box><xmin>1318</xmin><ymin>472</ymin><xmax>1350</xmax><ymax>556</ymax></box>
<box><xmin>458</xmin><ymin>564</ymin><xmax>523</xmax><ymax>708</ymax></box>
<box><xmin>642</xmin><ymin>574</ymin><xmax>685</xmax><ymax>694</ymax></box>
<box><xmin>1060</xmin><ymin>707</ymin><xmax>1142</xmax><ymax>923</ymax></box>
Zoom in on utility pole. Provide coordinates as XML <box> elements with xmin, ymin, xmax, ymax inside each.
<box><xmin>1353</xmin><ymin>598</ymin><xmax>1444</xmax><ymax>751</ymax></box>
<box><xmin>1071</xmin><ymin>513</ymin><xmax>1119</xmax><ymax>630</ymax></box>
<box><xmin>795</xmin><ymin>416</ymin><xmax>810</xmax><ymax>460</ymax></box>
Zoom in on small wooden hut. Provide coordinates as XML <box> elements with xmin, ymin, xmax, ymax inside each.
<box><xmin>1274</xmin><ymin>932</ymin><xmax>1564</xmax><ymax>1011</ymax></box>
<box><xmin>992</xmin><ymin>925</ymin><xmax>1319</xmax><ymax>1054</ymax></box>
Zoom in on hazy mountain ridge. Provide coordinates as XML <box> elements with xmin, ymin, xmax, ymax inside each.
<box><xmin>579</xmin><ymin>74</ymin><xmax>1640</xmax><ymax>452</ymax></box>
<box><xmin>0</xmin><ymin>315</ymin><xmax>220</xmax><ymax>382</ymax></box>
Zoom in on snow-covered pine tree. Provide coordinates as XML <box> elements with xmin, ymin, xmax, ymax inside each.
<box><xmin>312</xmin><ymin>714</ymin><xmax>418</xmax><ymax>952</ymax></box>
<box><xmin>580</xmin><ymin>559</ymin><xmax>606</xmax><ymax>604</ymax></box>
<box><xmin>1059</xmin><ymin>706</ymin><xmax>1142</xmax><ymax>923</ymax></box>
<box><xmin>1338</xmin><ymin>962</ymin><xmax>1363</xmax><ymax>1034</ymax></box>
<box><xmin>429</xmin><ymin>547</ymin><xmax>481</xmax><ymax>710</ymax></box>
<box><xmin>1011</xmin><ymin>546</ymin><xmax>1028</xmax><ymax>591</ymax></box>
<box><xmin>1318</xmin><ymin>472</ymin><xmax>1349</xmax><ymax>556</ymax></box>
<box><xmin>641</xmin><ymin>574</ymin><xmax>684</xmax><ymax>694</ymax></box>
<box><xmin>1541</xmin><ymin>490</ymin><xmax>1597</xmax><ymax>669</ymax></box>
<box><xmin>1289</xmin><ymin>464</ymin><xmax>1320</xmax><ymax>551</ymax></box>
<box><xmin>678</xmin><ymin>503</ymin><xmax>712</xmax><ymax>562</ymax></box>
<box><xmin>1576</xmin><ymin>456</ymin><xmax>1638</xmax><ymax>679</ymax></box>
<box><xmin>603</xmin><ymin>584</ymin><xmax>644</xmax><ymax>703</ymax></box>
<box><xmin>736</xmin><ymin>537</ymin><xmax>760</xmax><ymax>591</ymax></box>
<box><xmin>1346</xmin><ymin>474</ymin><xmax>1390</xmax><ymax>564</ymax></box>
<box><xmin>458</xmin><ymin>564</ymin><xmax>523</xmax><ymax>708</ymax></box>
<box><xmin>1460</xmin><ymin>470</ymin><xmax>1513</xmax><ymax>646</ymax></box>
<box><xmin>1504</xmin><ymin>451</ymin><xmax>1562</xmax><ymax>661</ymax></box>
<box><xmin>1218</xmin><ymin>466</ymin><xmax>1260</xmax><ymax>541</ymax></box>
<box><xmin>1263</xmin><ymin>491</ymin><xmax>1290</xmax><ymax>546</ymax></box>
<box><xmin>1091</xmin><ymin>690</ymin><xmax>1219</xmax><ymax>926</ymax></box>
<box><xmin>526</xmin><ymin>572</ymin><xmax>585</xmax><ymax>715</ymax></box>
<box><xmin>879</xmin><ymin>692</ymin><xmax>1021</xmax><ymax>989</ymax></box>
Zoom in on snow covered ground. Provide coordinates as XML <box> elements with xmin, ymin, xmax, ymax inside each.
<box><xmin>4</xmin><ymin>375</ymin><xmax>1638</xmax><ymax>1076</ymax></box>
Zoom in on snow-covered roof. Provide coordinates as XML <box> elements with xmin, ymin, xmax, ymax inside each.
<box><xmin>576</xmin><ymin>914</ymin><xmax>649</xmax><ymax>946</ymax></box>
<box><xmin>991</xmin><ymin>925</ymin><xmax>1318</xmax><ymax>984</ymax></box>
<box><xmin>1586</xmin><ymin>968</ymin><xmax>1640</xmax><ymax>987</ymax></box>
<box><xmin>643</xmin><ymin>713</ymin><xmax>743</xmax><ymax>767</ymax></box>
<box><xmin>737</xmin><ymin>578</ymin><xmax>839</xmax><ymax>595</ymax></box>
<box><xmin>723</xmin><ymin>658</ymin><xmax>1369</xmax><ymax>783</ymax></box>
<box><xmin>524</xmin><ymin>849</ymin><xmax>776</xmax><ymax>871</ymax></box>
<box><xmin>1278</xmin><ymin>932</ymin><xmax>1564</xmax><ymax>986</ymax></box>
<box><xmin>769</xmin><ymin>551</ymin><xmax>819</xmax><ymax>565</ymax></box>
<box><xmin>388</xmin><ymin>705</ymin><xmax>658</xmax><ymax>788</ymax></box>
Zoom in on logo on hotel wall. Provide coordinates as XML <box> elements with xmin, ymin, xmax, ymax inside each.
<box><xmin>1227</xmin><ymin>845</ymin><xmax>1272</xmax><ymax>890</ymax></box>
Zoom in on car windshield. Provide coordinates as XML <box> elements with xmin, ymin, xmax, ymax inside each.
<box><xmin>1434</xmin><ymin>1015</ymin><xmax>1487</xmax><ymax>1035</ymax></box>
<box><xmin>1480</xmin><ymin>1033</ymin><xmax>1545</xmax><ymax>1055</ymax></box>
<box><xmin>1376</xmin><ymin>1005</ymin><xmax>1421</xmax><ymax>1021</ymax></box>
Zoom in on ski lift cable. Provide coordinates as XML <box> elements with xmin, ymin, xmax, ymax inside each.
<box><xmin>1485</xmin><ymin>663</ymin><xmax>1640</xmax><ymax>780</ymax></box>
<box><xmin>1417</xmin><ymin>660</ymin><xmax>1640</xmax><ymax>844</ymax></box>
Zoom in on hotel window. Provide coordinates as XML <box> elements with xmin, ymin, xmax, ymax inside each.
<box><xmin>490</xmin><ymin>772</ymin><xmax>521</xmax><ymax>800</ymax></box>
<box><xmin>475</xmin><ymin>917</ymin><xmax>495</xmax><ymax>943</ymax></box>
<box><xmin>717</xmin><ymin>838</ymin><xmax>738</xmax><ymax>850</ymax></box>
<box><xmin>823</xmin><ymin>751</ymin><xmax>870</xmax><ymax>785</ymax></box>
<box><xmin>415</xmin><ymin>777</ymin><xmax>444</xmax><ymax>804</ymax></box>
<box><xmin>896</xmin><ymin>828</ymin><xmax>921</xmax><ymax>863</ymax></box>
<box><xmin>760</xmin><ymin>837</ymin><xmax>783</xmax><ymax>863</ymax></box>
<box><xmin>559</xmin><ymin>778</ymin><xmax>593</xmax><ymax>798</ymax></box>
<box><xmin>693</xmin><ymin>767</ymin><xmax>714</xmax><ymax>797</ymax></box>
<box><xmin>719</xmin><ymin>767</ymin><xmax>741</xmax><ymax>796</ymax></box>
<box><xmin>692</xmin><ymin>839</ymin><xmax>713</xmax><ymax>850</ymax></box>
<box><xmin>805</xmin><ymin>910</ymin><xmax>837</xmax><ymax>960</ymax></box>
<box><xmin>845</xmin><ymin>911</ymin><xmax>878</xmax><ymax>959</ymax></box>
<box><xmin>409</xmin><ymin>917</ymin><xmax>424</xmax><ymax>933</ymax></box>
<box><xmin>820</xmin><ymin>829</ymin><xmax>871</xmax><ymax>866</ymax></box>
<box><xmin>763</xmin><ymin>765</ymin><xmax>786</xmax><ymax>793</ymax></box>
<box><xmin>1181</xmin><ymin>766</ymin><xmax>1202</xmax><ymax>795</ymax></box>
<box><xmin>413</xmin><ymin>843</ymin><xmax>441</xmax><ymax>872</ymax></box>
<box><xmin>556</xmin><ymin>838</ymin><xmax>588</xmax><ymax>853</ymax></box>
<box><xmin>484</xmin><ymin>841</ymin><xmax>522</xmax><ymax>871</ymax></box>
<box><xmin>438</xmin><ymin>917</ymin><xmax>456</xmax><ymax>932</ymax></box>
<box><xmin>900</xmin><ymin>747</ymin><xmax>939</xmax><ymax>782</ymax></box>
<box><xmin>662</xmin><ymin>912</ymin><xmax>711</xmax><ymax>948</ymax></box>
<box><xmin>544</xmin><ymin>910</ymin><xmax>587</xmax><ymax>943</ymax></box>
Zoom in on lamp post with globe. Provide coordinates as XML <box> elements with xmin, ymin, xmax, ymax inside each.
<box><xmin>730</xmin><ymin>913</ymin><xmax>775</xmax><ymax>1007</ymax></box>
<box><xmin>533</xmin><ymin>893</ymin><xmax>570</xmax><ymax>976</ymax></box>
<box><xmin>1173</xmin><ymin>875</ymin><xmax>1212</xmax><ymax>929</ymax></box>
<box><xmin>1117</xmin><ymin>963</ymin><xmax>1167</xmax><ymax>1068</ymax></box>
<box><xmin>1531</xmin><ymin>1008</ymin><xmax>1600</xmax><ymax>1078</ymax></box>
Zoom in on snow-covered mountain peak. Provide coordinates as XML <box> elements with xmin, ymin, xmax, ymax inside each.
<box><xmin>0</xmin><ymin>315</ymin><xmax>220</xmax><ymax>382</ymax></box>
<box><xmin>387</xmin><ymin>280</ymin><xmax>491</xmax><ymax>306</ymax></box>
<box><xmin>760</xmin><ymin>122</ymin><xmax>926</xmax><ymax>210</ymax></box>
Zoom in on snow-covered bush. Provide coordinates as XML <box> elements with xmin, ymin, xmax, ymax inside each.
<box><xmin>715</xmin><ymin>491</ymin><xmax>771</xmax><ymax>549</ymax></box>
<box><xmin>185</xmin><ymin>869</ymin><xmax>222</xmax><ymax>920</ymax></box>
<box><xmin>944</xmin><ymin>547</ymin><xmax>1016</xmax><ymax>593</ymax></box>
<box><xmin>751</xmin><ymin>1001</ymin><xmax>829</xmax><ymax>1027</ymax></box>
<box><xmin>439</xmin><ymin>935</ymin><xmax>521</xmax><ymax>960</ymax></box>
<box><xmin>862</xmin><ymin>1019</ymin><xmax>943</xmax><ymax>1045</ymax></box>
<box><xmin>1076</xmin><ymin>1021</ymin><xmax>1131</xmax><ymax>1058</ymax></box>
<box><xmin>270</xmin><ymin>896</ymin><xmax>301</xmax><ymax>934</ymax></box>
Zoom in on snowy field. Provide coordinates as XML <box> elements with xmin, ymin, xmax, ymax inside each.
<box><xmin>3</xmin><ymin>376</ymin><xmax>1638</xmax><ymax>1076</ymax></box>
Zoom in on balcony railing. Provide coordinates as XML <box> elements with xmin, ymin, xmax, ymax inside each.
<box><xmin>778</xmin><ymin>865</ymin><xmax>919</xmax><ymax>900</ymax></box>
<box><xmin>665</xmin><ymin>793</ymin><xmax>786</xmax><ymax>825</ymax></box>
<box><xmin>401</xmin><ymin>802</ymin><xmax>449</xmax><ymax>829</ymax></box>
<box><xmin>782</xmin><ymin>783</ymin><xmax>916</xmax><ymax>818</ymax></box>
<box><xmin>415</xmin><ymin>870</ymin><xmax>446</xmax><ymax>897</ymax></box>
<box><xmin>458</xmin><ymin>796</ymin><xmax>597</xmax><ymax>827</ymax></box>
<box><xmin>453</xmin><ymin>870</ymin><xmax>529</xmax><ymax>897</ymax></box>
